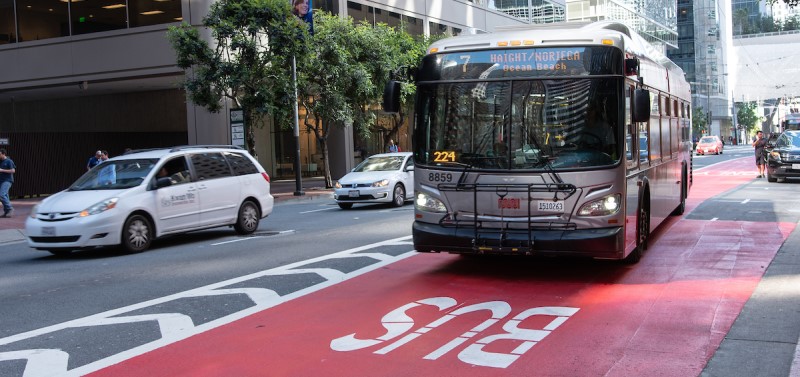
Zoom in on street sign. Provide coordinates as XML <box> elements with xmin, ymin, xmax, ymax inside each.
<box><xmin>230</xmin><ymin>109</ymin><xmax>245</xmax><ymax>148</ymax></box>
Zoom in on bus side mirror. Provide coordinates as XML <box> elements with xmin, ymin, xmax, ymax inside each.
<box><xmin>633</xmin><ymin>89</ymin><xmax>651</xmax><ymax>122</ymax></box>
<box><xmin>382</xmin><ymin>81</ymin><xmax>401</xmax><ymax>114</ymax></box>
<box><xmin>624</xmin><ymin>57</ymin><xmax>639</xmax><ymax>76</ymax></box>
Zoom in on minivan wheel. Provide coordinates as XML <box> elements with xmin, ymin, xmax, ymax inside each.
<box><xmin>122</xmin><ymin>214</ymin><xmax>152</xmax><ymax>253</ymax></box>
<box><xmin>392</xmin><ymin>184</ymin><xmax>405</xmax><ymax>207</ymax></box>
<box><xmin>234</xmin><ymin>201</ymin><xmax>260</xmax><ymax>235</ymax></box>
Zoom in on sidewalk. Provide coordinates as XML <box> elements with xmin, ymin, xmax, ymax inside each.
<box><xmin>0</xmin><ymin>176</ymin><xmax>332</xmax><ymax>244</ymax></box>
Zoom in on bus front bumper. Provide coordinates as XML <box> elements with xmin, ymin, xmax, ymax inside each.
<box><xmin>412</xmin><ymin>221</ymin><xmax>624</xmax><ymax>259</ymax></box>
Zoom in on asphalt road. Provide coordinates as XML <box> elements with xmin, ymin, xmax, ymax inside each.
<box><xmin>1</xmin><ymin>147</ymin><xmax>798</xmax><ymax>376</ymax></box>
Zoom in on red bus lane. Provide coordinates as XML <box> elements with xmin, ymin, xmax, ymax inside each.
<box><xmin>91</xmin><ymin>158</ymin><xmax>794</xmax><ymax>376</ymax></box>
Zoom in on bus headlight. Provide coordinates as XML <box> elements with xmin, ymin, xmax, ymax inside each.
<box><xmin>578</xmin><ymin>194</ymin><xmax>621</xmax><ymax>216</ymax></box>
<box><xmin>415</xmin><ymin>192</ymin><xmax>447</xmax><ymax>213</ymax></box>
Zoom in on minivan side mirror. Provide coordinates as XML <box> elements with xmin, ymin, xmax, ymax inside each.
<box><xmin>155</xmin><ymin>177</ymin><xmax>172</xmax><ymax>189</ymax></box>
<box><xmin>633</xmin><ymin>89</ymin><xmax>651</xmax><ymax>122</ymax></box>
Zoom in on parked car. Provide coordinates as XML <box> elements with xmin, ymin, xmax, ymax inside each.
<box><xmin>334</xmin><ymin>152</ymin><xmax>414</xmax><ymax>209</ymax></box>
<box><xmin>765</xmin><ymin>130</ymin><xmax>800</xmax><ymax>182</ymax></box>
<box><xmin>695</xmin><ymin>135</ymin><xmax>724</xmax><ymax>155</ymax></box>
<box><xmin>26</xmin><ymin>146</ymin><xmax>273</xmax><ymax>255</ymax></box>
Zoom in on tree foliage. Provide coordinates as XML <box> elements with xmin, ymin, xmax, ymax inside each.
<box><xmin>733</xmin><ymin>8</ymin><xmax>800</xmax><ymax>36</ymax></box>
<box><xmin>298</xmin><ymin>12</ymin><xmax>419</xmax><ymax>187</ymax></box>
<box><xmin>372</xmin><ymin>33</ymin><xmax>446</xmax><ymax>152</ymax></box>
<box><xmin>167</xmin><ymin>0</ymin><xmax>308</xmax><ymax>155</ymax></box>
<box><xmin>737</xmin><ymin>101</ymin><xmax>762</xmax><ymax>136</ymax></box>
<box><xmin>692</xmin><ymin>106</ymin><xmax>708</xmax><ymax>137</ymax></box>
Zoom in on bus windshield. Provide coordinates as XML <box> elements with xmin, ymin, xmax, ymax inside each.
<box><xmin>414</xmin><ymin>78</ymin><xmax>622</xmax><ymax>170</ymax></box>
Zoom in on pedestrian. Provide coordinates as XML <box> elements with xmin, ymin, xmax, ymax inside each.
<box><xmin>87</xmin><ymin>150</ymin><xmax>103</xmax><ymax>171</ymax></box>
<box><xmin>752</xmin><ymin>130</ymin><xmax>767</xmax><ymax>178</ymax></box>
<box><xmin>0</xmin><ymin>148</ymin><xmax>16</xmax><ymax>218</ymax></box>
<box><xmin>388</xmin><ymin>139</ymin><xmax>399</xmax><ymax>153</ymax></box>
<box><xmin>97</xmin><ymin>150</ymin><xmax>115</xmax><ymax>185</ymax></box>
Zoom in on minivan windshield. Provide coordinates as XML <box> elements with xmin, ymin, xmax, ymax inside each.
<box><xmin>70</xmin><ymin>159</ymin><xmax>158</xmax><ymax>191</ymax></box>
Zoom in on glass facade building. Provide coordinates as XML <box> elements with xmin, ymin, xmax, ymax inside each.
<box><xmin>565</xmin><ymin>0</ymin><xmax>677</xmax><ymax>51</ymax></box>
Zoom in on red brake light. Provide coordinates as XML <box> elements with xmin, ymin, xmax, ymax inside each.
<box><xmin>261</xmin><ymin>172</ymin><xmax>270</xmax><ymax>183</ymax></box>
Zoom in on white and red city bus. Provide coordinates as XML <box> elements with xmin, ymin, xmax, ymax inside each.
<box><xmin>384</xmin><ymin>21</ymin><xmax>693</xmax><ymax>263</ymax></box>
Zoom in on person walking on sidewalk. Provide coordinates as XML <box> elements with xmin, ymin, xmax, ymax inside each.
<box><xmin>752</xmin><ymin>131</ymin><xmax>767</xmax><ymax>178</ymax></box>
<box><xmin>0</xmin><ymin>148</ymin><xmax>16</xmax><ymax>217</ymax></box>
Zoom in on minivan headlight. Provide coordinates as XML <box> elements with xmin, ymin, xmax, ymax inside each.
<box><xmin>578</xmin><ymin>194</ymin><xmax>621</xmax><ymax>216</ymax></box>
<box><xmin>415</xmin><ymin>192</ymin><xmax>447</xmax><ymax>213</ymax></box>
<box><xmin>79</xmin><ymin>198</ymin><xmax>119</xmax><ymax>217</ymax></box>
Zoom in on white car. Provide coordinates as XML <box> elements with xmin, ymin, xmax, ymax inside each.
<box><xmin>26</xmin><ymin>146</ymin><xmax>273</xmax><ymax>255</ymax></box>
<box><xmin>334</xmin><ymin>152</ymin><xmax>414</xmax><ymax>209</ymax></box>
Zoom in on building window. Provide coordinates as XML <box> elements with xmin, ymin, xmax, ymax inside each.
<box><xmin>70</xmin><ymin>0</ymin><xmax>128</xmax><ymax>35</ymax></box>
<box><xmin>7</xmin><ymin>0</ymin><xmax>183</xmax><ymax>43</ymax></box>
<box><xmin>0</xmin><ymin>0</ymin><xmax>15</xmax><ymax>43</ymax></box>
<box><xmin>16</xmin><ymin>0</ymin><xmax>70</xmax><ymax>42</ymax></box>
<box><xmin>129</xmin><ymin>0</ymin><xmax>183</xmax><ymax>27</ymax></box>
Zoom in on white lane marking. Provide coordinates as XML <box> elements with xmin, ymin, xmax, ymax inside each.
<box><xmin>300</xmin><ymin>207</ymin><xmax>338</xmax><ymax>214</ymax></box>
<box><xmin>741</xmin><ymin>199</ymin><xmax>751</xmax><ymax>204</ymax></box>
<box><xmin>710</xmin><ymin>218</ymin><xmax>718</xmax><ymax>221</ymax></box>
<box><xmin>211</xmin><ymin>236</ymin><xmax>264</xmax><ymax>246</ymax></box>
<box><xmin>693</xmin><ymin>156</ymin><xmax>749</xmax><ymax>171</ymax></box>
<box><xmin>0</xmin><ymin>349</ymin><xmax>69</xmax><ymax>377</ymax></box>
<box><xmin>211</xmin><ymin>230</ymin><xmax>295</xmax><ymax>246</ymax></box>
<box><xmin>0</xmin><ymin>236</ymin><xmax>415</xmax><ymax>377</ymax></box>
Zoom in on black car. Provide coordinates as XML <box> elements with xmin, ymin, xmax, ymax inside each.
<box><xmin>765</xmin><ymin>130</ymin><xmax>800</xmax><ymax>182</ymax></box>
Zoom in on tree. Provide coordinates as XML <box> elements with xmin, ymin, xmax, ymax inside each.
<box><xmin>372</xmin><ymin>32</ymin><xmax>446</xmax><ymax>153</ymax></box>
<box><xmin>737</xmin><ymin>101</ymin><xmax>761</xmax><ymax>137</ymax></box>
<box><xmin>167</xmin><ymin>0</ymin><xmax>308</xmax><ymax>156</ymax></box>
<box><xmin>298</xmin><ymin>12</ymin><xmax>417</xmax><ymax>187</ymax></box>
<box><xmin>768</xmin><ymin>0</ymin><xmax>799</xmax><ymax>8</ymax></box>
<box><xmin>692</xmin><ymin>106</ymin><xmax>708</xmax><ymax>137</ymax></box>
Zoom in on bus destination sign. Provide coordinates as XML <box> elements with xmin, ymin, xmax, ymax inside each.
<box><xmin>489</xmin><ymin>49</ymin><xmax>583</xmax><ymax>73</ymax></box>
<box><xmin>432</xmin><ymin>46</ymin><xmax>618</xmax><ymax>80</ymax></box>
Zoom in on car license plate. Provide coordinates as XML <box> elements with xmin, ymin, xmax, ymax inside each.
<box><xmin>42</xmin><ymin>227</ymin><xmax>56</xmax><ymax>236</ymax></box>
<box><xmin>792</xmin><ymin>164</ymin><xmax>800</xmax><ymax>170</ymax></box>
<box><xmin>704</xmin><ymin>149</ymin><xmax>710</xmax><ymax>153</ymax></box>
<box><xmin>538</xmin><ymin>201</ymin><xmax>564</xmax><ymax>212</ymax></box>
<box><xmin>348</xmin><ymin>190</ymin><xmax>359</xmax><ymax>198</ymax></box>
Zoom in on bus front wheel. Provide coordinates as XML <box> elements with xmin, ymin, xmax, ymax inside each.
<box><xmin>626</xmin><ymin>202</ymin><xmax>650</xmax><ymax>264</ymax></box>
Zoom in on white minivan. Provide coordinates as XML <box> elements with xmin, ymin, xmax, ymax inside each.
<box><xmin>26</xmin><ymin>146</ymin><xmax>273</xmax><ymax>255</ymax></box>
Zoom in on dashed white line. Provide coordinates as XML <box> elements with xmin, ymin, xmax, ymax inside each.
<box><xmin>710</xmin><ymin>217</ymin><xmax>718</xmax><ymax>221</ymax></box>
<box><xmin>300</xmin><ymin>207</ymin><xmax>338</xmax><ymax>214</ymax></box>
<box><xmin>741</xmin><ymin>199</ymin><xmax>751</xmax><ymax>204</ymax></box>
<box><xmin>211</xmin><ymin>236</ymin><xmax>264</xmax><ymax>246</ymax></box>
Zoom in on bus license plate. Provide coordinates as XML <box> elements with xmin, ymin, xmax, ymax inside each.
<box><xmin>349</xmin><ymin>190</ymin><xmax>359</xmax><ymax>198</ymax></box>
<box><xmin>538</xmin><ymin>201</ymin><xmax>564</xmax><ymax>212</ymax></box>
<box><xmin>42</xmin><ymin>227</ymin><xmax>56</xmax><ymax>236</ymax></box>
